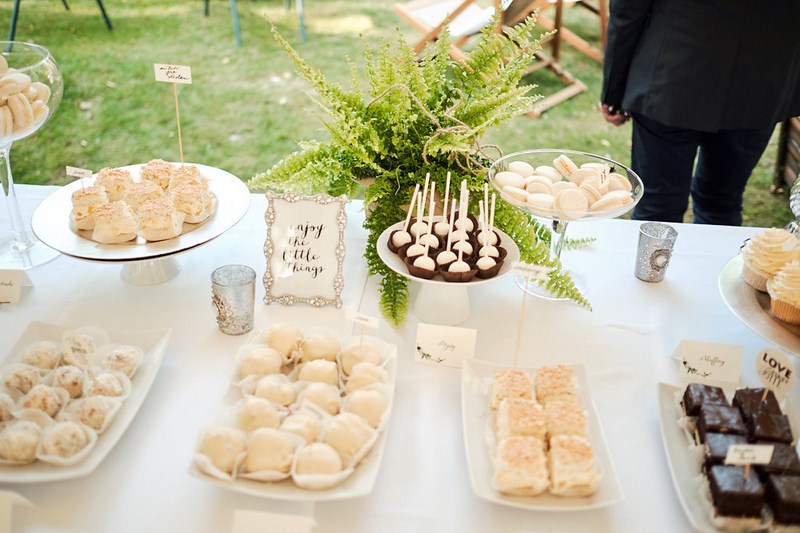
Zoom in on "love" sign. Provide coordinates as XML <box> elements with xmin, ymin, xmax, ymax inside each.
<box><xmin>756</xmin><ymin>348</ymin><xmax>796</xmax><ymax>394</ymax></box>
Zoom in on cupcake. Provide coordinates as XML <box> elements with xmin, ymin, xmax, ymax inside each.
<box><xmin>741</xmin><ymin>228</ymin><xmax>799</xmax><ymax>291</ymax></box>
<box><xmin>767</xmin><ymin>259</ymin><xmax>800</xmax><ymax>324</ymax></box>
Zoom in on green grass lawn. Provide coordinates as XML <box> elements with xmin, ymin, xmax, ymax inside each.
<box><xmin>4</xmin><ymin>0</ymin><xmax>793</xmax><ymax>227</ymax></box>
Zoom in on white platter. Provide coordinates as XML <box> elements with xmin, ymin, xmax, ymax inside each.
<box><xmin>31</xmin><ymin>162</ymin><xmax>251</xmax><ymax>262</ymax></box>
<box><xmin>461</xmin><ymin>358</ymin><xmax>624</xmax><ymax>511</ymax></box>
<box><xmin>657</xmin><ymin>382</ymin><xmax>800</xmax><ymax>533</ymax></box>
<box><xmin>189</xmin><ymin>340</ymin><xmax>397</xmax><ymax>502</ymax></box>
<box><xmin>0</xmin><ymin>321</ymin><xmax>171</xmax><ymax>482</ymax></box>
<box><xmin>718</xmin><ymin>254</ymin><xmax>800</xmax><ymax>356</ymax></box>
<box><xmin>376</xmin><ymin>221</ymin><xmax>520</xmax><ymax>287</ymax></box>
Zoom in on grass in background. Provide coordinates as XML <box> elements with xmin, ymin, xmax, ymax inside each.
<box><xmin>4</xmin><ymin>0</ymin><xmax>792</xmax><ymax>227</ymax></box>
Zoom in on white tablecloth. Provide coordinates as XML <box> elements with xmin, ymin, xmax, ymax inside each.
<box><xmin>2</xmin><ymin>184</ymin><xmax>798</xmax><ymax>533</ymax></box>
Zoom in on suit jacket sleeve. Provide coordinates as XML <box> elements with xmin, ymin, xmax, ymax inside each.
<box><xmin>601</xmin><ymin>0</ymin><xmax>655</xmax><ymax>108</ymax></box>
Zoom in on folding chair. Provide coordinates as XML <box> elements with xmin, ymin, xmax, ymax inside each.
<box><xmin>536</xmin><ymin>0</ymin><xmax>607</xmax><ymax>63</ymax></box>
<box><xmin>393</xmin><ymin>0</ymin><xmax>587</xmax><ymax>117</ymax></box>
<box><xmin>7</xmin><ymin>0</ymin><xmax>113</xmax><ymax>41</ymax></box>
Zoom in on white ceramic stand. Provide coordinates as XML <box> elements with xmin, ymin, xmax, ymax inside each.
<box><xmin>120</xmin><ymin>256</ymin><xmax>181</xmax><ymax>285</ymax></box>
<box><xmin>413</xmin><ymin>282</ymin><xmax>471</xmax><ymax>325</ymax></box>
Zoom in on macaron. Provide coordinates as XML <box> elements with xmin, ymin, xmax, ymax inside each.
<box><xmin>606</xmin><ymin>173</ymin><xmax>632</xmax><ymax>192</ymax></box>
<box><xmin>526</xmin><ymin>193</ymin><xmax>555</xmax><ymax>213</ymax></box>
<box><xmin>591</xmin><ymin>190</ymin><xmax>634</xmax><ymax>212</ymax></box>
<box><xmin>535</xmin><ymin>165</ymin><xmax>562</xmax><ymax>181</ymax></box>
<box><xmin>551</xmin><ymin>181</ymin><xmax>578</xmax><ymax>194</ymax></box>
<box><xmin>565</xmin><ymin>168</ymin><xmax>597</xmax><ymax>186</ymax></box>
<box><xmin>502</xmin><ymin>185</ymin><xmax>528</xmax><ymax>203</ymax></box>
<box><xmin>525</xmin><ymin>180</ymin><xmax>551</xmax><ymax>195</ymax></box>
<box><xmin>495</xmin><ymin>171</ymin><xmax>526</xmax><ymax>189</ymax></box>
<box><xmin>508</xmin><ymin>161</ymin><xmax>535</xmax><ymax>178</ymax></box>
<box><xmin>554</xmin><ymin>188</ymin><xmax>589</xmax><ymax>220</ymax></box>
<box><xmin>553</xmin><ymin>155</ymin><xmax>579</xmax><ymax>178</ymax></box>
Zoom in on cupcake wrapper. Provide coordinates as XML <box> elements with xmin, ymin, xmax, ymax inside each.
<box><xmin>769</xmin><ymin>298</ymin><xmax>800</xmax><ymax>325</ymax></box>
<box><xmin>741</xmin><ymin>262</ymin><xmax>769</xmax><ymax>292</ymax></box>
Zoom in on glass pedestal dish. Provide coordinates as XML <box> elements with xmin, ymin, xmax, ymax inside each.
<box><xmin>488</xmin><ymin>149</ymin><xmax>644</xmax><ymax>300</ymax></box>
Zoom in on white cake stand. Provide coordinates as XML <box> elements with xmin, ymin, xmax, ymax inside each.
<box><xmin>31</xmin><ymin>162</ymin><xmax>251</xmax><ymax>285</ymax></box>
<box><xmin>377</xmin><ymin>222</ymin><xmax>520</xmax><ymax>325</ymax></box>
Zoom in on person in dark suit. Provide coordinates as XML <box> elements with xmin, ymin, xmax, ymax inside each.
<box><xmin>600</xmin><ymin>0</ymin><xmax>800</xmax><ymax>225</ymax></box>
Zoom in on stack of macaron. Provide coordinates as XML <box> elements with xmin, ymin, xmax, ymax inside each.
<box><xmin>0</xmin><ymin>55</ymin><xmax>51</xmax><ymax>138</ymax></box>
<box><xmin>493</xmin><ymin>154</ymin><xmax>634</xmax><ymax>220</ymax></box>
<box><xmin>740</xmin><ymin>228</ymin><xmax>800</xmax><ymax>324</ymax></box>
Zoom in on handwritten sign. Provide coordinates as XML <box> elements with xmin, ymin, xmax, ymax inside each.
<box><xmin>756</xmin><ymin>347</ymin><xmax>796</xmax><ymax>394</ymax></box>
<box><xmin>415</xmin><ymin>323</ymin><xmax>477</xmax><ymax>368</ymax></box>
<box><xmin>675</xmin><ymin>339</ymin><xmax>743</xmax><ymax>385</ymax></box>
<box><xmin>65</xmin><ymin>166</ymin><xmax>92</xmax><ymax>179</ymax></box>
<box><xmin>263</xmin><ymin>192</ymin><xmax>347</xmax><ymax>308</ymax></box>
<box><xmin>153</xmin><ymin>64</ymin><xmax>192</xmax><ymax>84</ymax></box>
<box><xmin>0</xmin><ymin>270</ymin><xmax>23</xmax><ymax>304</ymax></box>
<box><xmin>725</xmin><ymin>444</ymin><xmax>774</xmax><ymax>466</ymax></box>
<box><xmin>346</xmin><ymin>310</ymin><xmax>379</xmax><ymax>329</ymax></box>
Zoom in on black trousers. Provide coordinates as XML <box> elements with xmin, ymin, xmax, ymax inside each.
<box><xmin>630</xmin><ymin>113</ymin><xmax>775</xmax><ymax>226</ymax></box>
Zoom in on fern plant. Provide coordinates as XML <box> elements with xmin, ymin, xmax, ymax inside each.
<box><xmin>248</xmin><ymin>14</ymin><xmax>590</xmax><ymax>325</ymax></box>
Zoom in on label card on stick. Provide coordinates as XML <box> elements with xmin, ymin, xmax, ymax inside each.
<box><xmin>756</xmin><ymin>347</ymin><xmax>796</xmax><ymax>394</ymax></box>
<box><xmin>675</xmin><ymin>339</ymin><xmax>744</xmax><ymax>385</ymax></box>
<box><xmin>263</xmin><ymin>191</ymin><xmax>347</xmax><ymax>308</ymax></box>
<box><xmin>415</xmin><ymin>323</ymin><xmax>477</xmax><ymax>368</ymax></box>
<box><xmin>511</xmin><ymin>261</ymin><xmax>551</xmax><ymax>281</ymax></box>
<box><xmin>0</xmin><ymin>270</ymin><xmax>24</xmax><ymax>304</ymax></box>
<box><xmin>346</xmin><ymin>310</ymin><xmax>379</xmax><ymax>329</ymax></box>
<box><xmin>724</xmin><ymin>444</ymin><xmax>774</xmax><ymax>466</ymax></box>
<box><xmin>153</xmin><ymin>64</ymin><xmax>192</xmax><ymax>84</ymax></box>
<box><xmin>65</xmin><ymin>166</ymin><xmax>92</xmax><ymax>179</ymax></box>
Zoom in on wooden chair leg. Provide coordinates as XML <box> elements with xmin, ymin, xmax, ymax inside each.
<box><xmin>230</xmin><ymin>0</ymin><xmax>242</xmax><ymax>46</ymax></box>
<box><xmin>8</xmin><ymin>0</ymin><xmax>21</xmax><ymax>42</ymax></box>
<box><xmin>296</xmin><ymin>0</ymin><xmax>307</xmax><ymax>42</ymax></box>
<box><xmin>96</xmin><ymin>0</ymin><xmax>113</xmax><ymax>30</ymax></box>
<box><xmin>61</xmin><ymin>0</ymin><xmax>70</xmax><ymax>11</ymax></box>
<box><xmin>204</xmin><ymin>0</ymin><xmax>210</xmax><ymax>17</ymax></box>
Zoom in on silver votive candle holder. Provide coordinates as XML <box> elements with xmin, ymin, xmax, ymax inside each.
<box><xmin>635</xmin><ymin>222</ymin><xmax>678</xmax><ymax>282</ymax></box>
<box><xmin>211</xmin><ymin>264</ymin><xmax>256</xmax><ymax>335</ymax></box>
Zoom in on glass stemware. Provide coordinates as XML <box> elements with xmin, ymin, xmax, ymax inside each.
<box><xmin>488</xmin><ymin>149</ymin><xmax>644</xmax><ymax>299</ymax></box>
<box><xmin>0</xmin><ymin>41</ymin><xmax>63</xmax><ymax>270</ymax></box>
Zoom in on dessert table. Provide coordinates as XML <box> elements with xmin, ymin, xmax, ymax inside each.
<box><xmin>2</xmin><ymin>184</ymin><xmax>798</xmax><ymax>533</ymax></box>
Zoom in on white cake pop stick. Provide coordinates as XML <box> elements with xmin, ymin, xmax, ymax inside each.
<box><xmin>391</xmin><ymin>183</ymin><xmax>420</xmax><ymax>248</ymax></box>
<box><xmin>420</xmin><ymin>183</ymin><xmax>439</xmax><ymax>248</ymax></box>
<box><xmin>436</xmin><ymin>200</ymin><xmax>458</xmax><ymax>266</ymax></box>
<box><xmin>434</xmin><ymin>172</ymin><xmax>452</xmax><ymax>237</ymax></box>
<box><xmin>410</xmin><ymin>173</ymin><xmax>431</xmax><ymax>238</ymax></box>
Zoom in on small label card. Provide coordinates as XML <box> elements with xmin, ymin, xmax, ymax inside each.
<box><xmin>511</xmin><ymin>261</ymin><xmax>552</xmax><ymax>281</ymax></box>
<box><xmin>675</xmin><ymin>339</ymin><xmax>743</xmax><ymax>385</ymax></box>
<box><xmin>346</xmin><ymin>309</ymin><xmax>379</xmax><ymax>329</ymax></box>
<box><xmin>757</xmin><ymin>347</ymin><xmax>796</xmax><ymax>394</ymax></box>
<box><xmin>0</xmin><ymin>270</ymin><xmax>23</xmax><ymax>304</ymax></box>
<box><xmin>415</xmin><ymin>323</ymin><xmax>477</xmax><ymax>368</ymax></box>
<box><xmin>724</xmin><ymin>444</ymin><xmax>774</xmax><ymax>466</ymax></box>
<box><xmin>264</xmin><ymin>191</ymin><xmax>347</xmax><ymax>308</ymax></box>
<box><xmin>65</xmin><ymin>166</ymin><xmax>92</xmax><ymax>179</ymax></box>
<box><xmin>153</xmin><ymin>63</ymin><xmax>192</xmax><ymax>84</ymax></box>
<box><xmin>231</xmin><ymin>509</ymin><xmax>316</xmax><ymax>533</ymax></box>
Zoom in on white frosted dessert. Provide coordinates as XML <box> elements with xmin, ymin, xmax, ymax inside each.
<box><xmin>71</xmin><ymin>185</ymin><xmax>108</xmax><ymax>230</ymax></box>
<box><xmin>73</xmin><ymin>396</ymin><xmax>114</xmax><ymax>431</ymax></box>
<box><xmin>0</xmin><ymin>420</ymin><xmax>42</xmax><ymax>463</ymax></box>
<box><xmin>94</xmin><ymin>167</ymin><xmax>133</xmax><ymax>202</ymax></box>
<box><xmin>169</xmin><ymin>164</ymin><xmax>208</xmax><ymax>189</ymax></box>
<box><xmin>297</xmin><ymin>359</ymin><xmax>339</xmax><ymax>385</ymax></box>
<box><xmin>52</xmin><ymin>365</ymin><xmax>85</xmax><ymax>398</ymax></box>
<box><xmin>23</xmin><ymin>340</ymin><xmax>61</xmax><ymax>370</ymax></box>
<box><xmin>40</xmin><ymin>421</ymin><xmax>90</xmax><ymax>459</ymax></box>
<box><xmin>3</xmin><ymin>364</ymin><xmax>40</xmax><ymax>395</ymax></box>
<box><xmin>244</xmin><ymin>428</ymin><xmax>295</xmax><ymax>474</ymax></box>
<box><xmin>344</xmin><ymin>363</ymin><xmax>387</xmax><ymax>394</ymax></box>
<box><xmin>235</xmin><ymin>397</ymin><xmax>280</xmax><ymax>433</ymax></box>
<box><xmin>91</xmin><ymin>201</ymin><xmax>138</xmax><ymax>244</ymax></box>
<box><xmin>298</xmin><ymin>382</ymin><xmax>341</xmax><ymax>415</ymax></box>
<box><xmin>548</xmin><ymin>434</ymin><xmax>599</xmax><ymax>496</ymax></box>
<box><xmin>496</xmin><ymin>397</ymin><xmax>546</xmax><ymax>440</ymax></box>
<box><xmin>489</xmin><ymin>370</ymin><xmax>532</xmax><ymax>410</ymax></box>
<box><xmin>124</xmin><ymin>179</ymin><xmax>163</xmax><ymax>213</ymax></box>
<box><xmin>22</xmin><ymin>384</ymin><xmax>64</xmax><ymax>417</ymax></box>
<box><xmin>62</xmin><ymin>331</ymin><xmax>96</xmax><ymax>367</ymax></box>
<box><xmin>0</xmin><ymin>393</ymin><xmax>14</xmax><ymax>423</ymax></box>
<box><xmin>340</xmin><ymin>343</ymin><xmax>381</xmax><ymax>376</ymax></box>
<box><xmin>170</xmin><ymin>182</ymin><xmax>214</xmax><ymax>224</ymax></box>
<box><xmin>297</xmin><ymin>332</ymin><xmax>340</xmax><ymax>362</ymax></box>
<box><xmin>322</xmin><ymin>412</ymin><xmax>375</xmax><ymax>467</ymax></box>
<box><xmin>534</xmin><ymin>365</ymin><xmax>578</xmax><ymax>405</ymax></box>
<box><xmin>254</xmin><ymin>374</ymin><xmax>296</xmax><ymax>407</ymax></box>
<box><xmin>492</xmin><ymin>436</ymin><xmax>549</xmax><ymax>496</ymax></box>
<box><xmin>294</xmin><ymin>442</ymin><xmax>343</xmax><ymax>475</ymax></box>
<box><xmin>102</xmin><ymin>345</ymin><xmax>141</xmax><ymax>378</ymax></box>
<box><xmin>239</xmin><ymin>346</ymin><xmax>284</xmax><ymax>379</ymax></box>
<box><xmin>263</xmin><ymin>323</ymin><xmax>303</xmax><ymax>359</ymax></box>
<box><xmin>343</xmin><ymin>388</ymin><xmax>388</xmax><ymax>428</ymax></box>
<box><xmin>85</xmin><ymin>372</ymin><xmax>124</xmax><ymax>398</ymax></box>
<box><xmin>198</xmin><ymin>426</ymin><xmax>247</xmax><ymax>475</ymax></box>
<box><xmin>543</xmin><ymin>397</ymin><xmax>589</xmax><ymax>439</ymax></box>
<box><xmin>280</xmin><ymin>412</ymin><xmax>321</xmax><ymax>444</ymax></box>
<box><xmin>140</xmin><ymin>159</ymin><xmax>176</xmax><ymax>190</ymax></box>
<box><xmin>137</xmin><ymin>197</ymin><xmax>185</xmax><ymax>242</ymax></box>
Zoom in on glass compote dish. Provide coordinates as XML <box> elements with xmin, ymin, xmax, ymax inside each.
<box><xmin>0</xmin><ymin>42</ymin><xmax>63</xmax><ymax>270</ymax></box>
<box><xmin>488</xmin><ymin>149</ymin><xmax>644</xmax><ymax>299</ymax></box>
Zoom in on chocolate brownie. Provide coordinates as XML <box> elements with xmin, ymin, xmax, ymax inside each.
<box><xmin>756</xmin><ymin>442</ymin><xmax>800</xmax><ymax>478</ymax></box>
<box><xmin>748</xmin><ymin>411</ymin><xmax>793</xmax><ymax>444</ymax></box>
<box><xmin>704</xmin><ymin>433</ymin><xmax>748</xmax><ymax>469</ymax></box>
<box><xmin>697</xmin><ymin>405</ymin><xmax>746</xmax><ymax>443</ymax></box>
<box><xmin>682</xmin><ymin>383</ymin><xmax>728</xmax><ymax>417</ymax></box>
<box><xmin>733</xmin><ymin>387</ymin><xmax>782</xmax><ymax>420</ymax></box>
<box><xmin>708</xmin><ymin>465</ymin><xmax>765</xmax><ymax>518</ymax></box>
<box><xmin>765</xmin><ymin>474</ymin><xmax>800</xmax><ymax>525</ymax></box>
